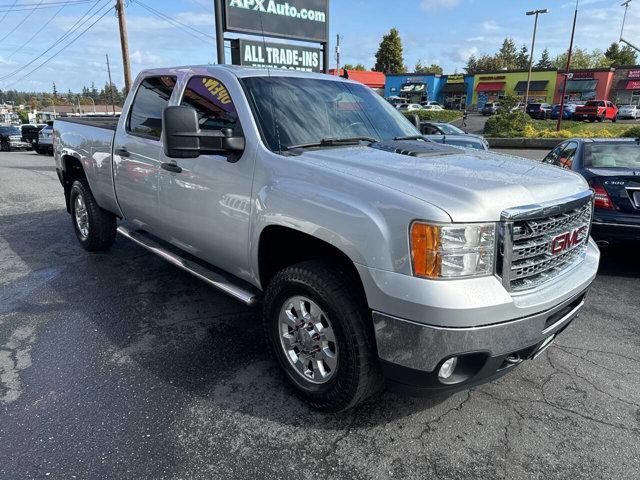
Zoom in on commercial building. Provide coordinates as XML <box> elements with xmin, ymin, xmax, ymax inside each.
<box><xmin>384</xmin><ymin>73</ymin><xmax>473</xmax><ymax>109</ymax></box>
<box><xmin>553</xmin><ymin>68</ymin><xmax>615</xmax><ymax>104</ymax></box>
<box><xmin>329</xmin><ymin>69</ymin><xmax>386</xmax><ymax>96</ymax></box>
<box><xmin>436</xmin><ymin>74</ymin><xmax>474</xmax><ymax>109</ymax></box>
<box><xmin>611</xmin><ymin>66</ymin><xmax>640</xmax><ymax>106</ymax></box>
<box><xmin>472</xmin><ymin>69</ymin><xmax>558</xmax><ymax>108</ymax></box>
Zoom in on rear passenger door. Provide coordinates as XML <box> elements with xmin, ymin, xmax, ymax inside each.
<box><xmin>113</xmin><ymin>76</ymin><xmax>177</xmax><ymax>233</ymax></box>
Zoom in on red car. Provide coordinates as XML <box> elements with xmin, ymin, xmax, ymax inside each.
<box><xmin>573</xmin><ymin>100</ymin><xmax>618</xmax><ymax>122</ymax></box>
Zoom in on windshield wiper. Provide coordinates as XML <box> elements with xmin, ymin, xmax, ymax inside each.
<box><xmin>393</xmin><ymin>135</ymin><xmax>427</xmax><ymax>141</ymax></box>
<box><xmin>284</xmin><ymin>136</ymin><xmax>378</xmax><ymax>151</ymax></box>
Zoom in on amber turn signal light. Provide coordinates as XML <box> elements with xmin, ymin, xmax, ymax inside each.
<box><xmin>411</xmin><ymin>222</ymin><xmax>441</xmax><ymax>278</ymax></box>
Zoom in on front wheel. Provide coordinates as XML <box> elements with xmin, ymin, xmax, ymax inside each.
<box><xmin>612</xmin><ymin>114</ymin><xmax>617</xmax><ymax>123</ymax></box>
<box><xmin>69</xmin><ymin>179</ymin><xmax>117</xmax><ymax>252</ymax></box>
<box><xmin>263</xmin><ymin>260</ymin><xmax>382</xmax><ymax>412</ymax></box>
<box><xmin>0</xmin><ymin>140</ymin><xmax>9</xmax><ymax>152</ymax></box>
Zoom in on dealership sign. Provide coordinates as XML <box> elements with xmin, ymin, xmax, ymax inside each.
<box><xmin>231</xmin><ymin>39</ymin><xmax>321</xmax><ymax>72</ymax></box>
<box><xmin>447</xmin><ymin>74</ymin><xmax>464</xmax><ymax>83</ymax></box>
<box><xmin>224</xmin><ymin>0</ymin><xmax>329</xmax><ymax>43</ymax></box>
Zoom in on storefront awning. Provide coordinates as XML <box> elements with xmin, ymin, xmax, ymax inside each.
<box><xmin>562</xmin><ymin>79</ymin><xmax>598</xmax><ymax>92</ymax></box>
<box><xmin>617</xmin><ymin>79</ymin><xmax>640</xmax><ymax>90</ymax></box>
<box><xmin>476</xmin><ymin>82</ymin><xmax>505</xmax><ymax>92</ymax></box>
<box><xmin>514</xmin><ymin>80</ymin><xmax>548</xmax><ymax>92</ymax></box>
<box><xmin>442</xmin><ymin>83</ymin><xmax>467</xmax><ymax>93</ymax></box>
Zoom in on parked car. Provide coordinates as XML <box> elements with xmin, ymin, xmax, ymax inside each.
<box><xmin>21</xmin><ymin>123</ymin><xmax>47</xmax><ymax>149</ymax></box>
<box><xmin>550</xmin><ymin>103</ymin><xmax>578</xmax><ymax>120</ymax></box>
<box><xmin>397</xmin><ymin>103</ymin><xmax>422</xmax><ymax>112</ymax></box>
<box><xmin>542</xmin><ymin>138</ymin><xmax>640</xmax><ymax>244</ymax></box>
<box><xmin>617</xmin><ymin>104</ymin><xmax>639</xmax><ymax>120</ymax></box>
<box><xmin>0</xmin><ymin>124</ymin><xmax>31</xmax><ymax>151</ymax></box>
<box><xmin>37</xmin><ymin>124</ymin><xmax>54</xmax><ymax>154</ymax></box>
<box><xmin>421</xmin><ymin>104</ymin><xmax>444</xmax><ymax>111</ymax></box>
<box><xmin>420</xmin><ymin>121</ymin><xmax>489</xmax><ymax>150</ymax></box>
<box><xmin>573</xmin><ymin>100</ymin><xmax>618</xmax><ymax>122</ymax></box>
<box><xmin>481</xmin><ymin>102</ymin><xmax>500</xmax><ymax>115</ymax></box>
<box><xmin>526</xmin><ymin>103</ymin><xmax>553</xmax><ymax>119</ymax></box>
<box><xmin>420</xmin><ymin>101</ymin><xmax>443</xmax><ymax>108</ymax></box>
<box><xmin>385</xmin><ymin>96</ymin><xmax>406</xmax><ymax>107</ymax></box>
<box><xmin>54</xmin><ymin>66</ymin><xmax>598</xmax><ymax>411</ymax></box>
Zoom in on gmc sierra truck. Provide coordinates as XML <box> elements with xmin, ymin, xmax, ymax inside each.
<box><xmin>54</xmin><ymin>66</ymin><xmax>599</xmax><ymax>412</ymax></box>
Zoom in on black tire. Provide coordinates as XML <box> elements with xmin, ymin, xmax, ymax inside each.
<box><xmin>0</xmin><ymin>140</ymin><xmax>9</xmax><ymax>152</ymax></box>
<box><xmin>69</xmin><ymin>179</ymin><xmax>117</xmax><ymax>252</ymax></box>
<box><xmin>612</xmin><ymin>114</ymin><xmax>617</xmax><ymax>123</ymax></box>
<box><xmin>597</xmin><ymin>114</ymin><xmax>604</xmax><ymax>123</ymax></box>
<box><xmin>34</xmin><ymin>147</ymin><xmax>42</xmax><ymax>155</ymax></box>
<box><xmin>263</xmin><ymin>260</ymin><xmax>382</xmax><ymax>412</ymax></box>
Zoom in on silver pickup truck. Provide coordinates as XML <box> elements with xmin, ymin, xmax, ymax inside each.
<box><xmin>54</xmin><ymin>66</ymin><xmax>599</xmax><ymax>411</ymax></box>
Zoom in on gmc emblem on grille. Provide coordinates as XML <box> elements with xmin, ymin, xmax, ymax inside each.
<box><xmin>550</xmin><ymin>226</ymin><xmax>587</xmax><ymax>255</ymax></box>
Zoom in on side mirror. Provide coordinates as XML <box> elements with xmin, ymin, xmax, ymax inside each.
<box><xmin>162</xmin><ymin>105</ymin><xmax>245</xmax><ymax>159</ymax></box>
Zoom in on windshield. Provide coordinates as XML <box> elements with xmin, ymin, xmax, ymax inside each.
<box><xmin>241</xmin><ymin>76</ymin><xmax>417</xmax><ymax>151</ymax></box>
<box><xmin>0</xmin><ymin>126</ymin><xmax>21</xmax><ymax>135</ymax></box>
<box><xmin>584</xmin><ymin>144</ymin><xmax>640</xmax><ymax>168</ymax></box>
<box><xmin>437</xmin><ymin>124</ymin><xmax>464</xmax><ymax>135</ymax></box>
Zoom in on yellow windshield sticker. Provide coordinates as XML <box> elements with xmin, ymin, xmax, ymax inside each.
<box><xmin>202</xmin><ymin>78</ymin><xmax>231</xmax><ymax>104</ymax></box>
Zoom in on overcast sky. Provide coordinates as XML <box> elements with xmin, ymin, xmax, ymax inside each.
<box><xmin>0</xmin><ymin>0</ymin><xmax>638</xmax><ymax>93</ymax></box>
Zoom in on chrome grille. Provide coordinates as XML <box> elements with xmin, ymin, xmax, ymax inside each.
<box><xmin>500</xmin><ymin>194</ymin><xmax>593</xmax><ymax>292</ymax></box>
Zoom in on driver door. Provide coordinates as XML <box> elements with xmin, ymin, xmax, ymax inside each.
<box><xmin>157</xmin><ymin>75</ymin><xmax>255</xmax><ymax>279</ymax></box>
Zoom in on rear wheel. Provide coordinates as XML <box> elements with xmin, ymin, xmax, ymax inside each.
<box><xmin>69</xmin><ymin>179</ymin><xmax>117</xmax><ymax>252</ymax></box>
<box><xmin>263</xmin><ymin>260</ymin><xmax>382</xmax><ymax>412</ymax></box>
<box><xmin>0</xmin><ymin>140</ymin><xmax>9</xmax><ymax>151</ymax></box>
<box><xmin>612</xmin><ymin>114</ymin><xmax>617</xmax><ymax>123</ymax></box>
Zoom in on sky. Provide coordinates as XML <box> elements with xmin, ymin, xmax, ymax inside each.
<box><xmin>0</xmin><ymin>0</ymin><xmax>638</xmax><ymax>93</ymax></box>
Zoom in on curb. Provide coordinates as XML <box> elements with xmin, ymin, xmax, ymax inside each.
<box><xmin>487</xmin><ymin>137</ymin><xmax>564</xmax><ymax>149</ymax></box>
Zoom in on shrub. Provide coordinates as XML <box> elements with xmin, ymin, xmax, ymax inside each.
<box><xmin>402</xmin><ymin>109</ymin><xmax>462</xmax><ymax>123</ymax></box>
<box><xmin>483</xmin><ymin>110</ymin><xmax>531</xmax><ymax>137</ymax></box>
<box><xmin>622</xmin><ymin>126</ymin><xmax>640</xmax><ymax>138</ymax></box>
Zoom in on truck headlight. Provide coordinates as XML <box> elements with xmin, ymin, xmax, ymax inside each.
<box><xmin>410</xmin><ymin>222</ymin><xmax>496</xmax><ymax>278</ymax></box>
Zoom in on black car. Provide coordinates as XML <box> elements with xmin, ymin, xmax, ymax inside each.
<box><xmin>481</xmin><ymin>102</ymin><xmax>499</xmax><ymax>116</ymax></box>
<box><xmin>542</xmin><ymin>138</ymin><xmax>640</xmax><ymax>244</ymax></box>
<box><xmin>21</xmin><ymin>123</ymin><xmax>47</xmax><ymax>149</ymax></box>
<box><xmin>526</xmin><ymin>103</ymin><xmax>553</xmax><ymax>119</ymax></box>
<box><xmin>0</xmin><ymin>125</ymin><xmax>32</xmax><ymax>151</ymax></box>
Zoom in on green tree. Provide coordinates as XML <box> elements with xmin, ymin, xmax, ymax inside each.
<box><xmin>535</xmin><ymin>48</ymin><xmax>553</xmax><ymax>69</ymax></box>
<box><xmin>52</xmin><ymin>82</ymin><xmax>59</xmax><ymax>102</ymax></box>
<box><xmin>414</xmin><ymin>60</ymin><xmax>443</xmax><ymax>74</ymax></box>
<box><xmin>373</xmin><ymin>28</ymin><xmax>406</xmax><ymax>73</ymax></box>
<box><xmin>496</xmin><ymin>37</ymin><xmax>518</xmax><ymax>69</ymax></box>
<box><xmin>552</xmin><ymin>47</ymin><xmax>609</xmax><ymax>69</ymax></box>
<box><xmin>342</xmin><ymin>63</ymin><xmax>367</xmax><ymax>71</ymax></box>
<box><xmin>516</xmin><ymin>44</ymin><xmax>530</xmax><ymax>70</ymax></box>
<box><xmin>604</xmin><ymin>42</ymin><xmax>638</xmax><ymax>66</ymax></box>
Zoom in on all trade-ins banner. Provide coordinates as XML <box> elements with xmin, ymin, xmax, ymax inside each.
<box><xmin>231</xmin><ymin>39</ymin><xmax>321</xmax><ymax>72</ymax></box>
<box><xmin>224</xmin><ymin>0</ymin><xmax>328</xmax><ymax>43</ymax></box>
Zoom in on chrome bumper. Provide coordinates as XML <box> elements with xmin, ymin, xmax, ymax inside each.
<box><xmin>373</xmin><ymin>289</ymin><xmax>587</xmax><ymax>373</ymax></box>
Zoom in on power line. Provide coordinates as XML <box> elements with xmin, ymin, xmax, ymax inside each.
<box><xmin>4</xmin><ymin>3</ymin><xmax>114</xmax><ymax>87</ymax></box>
<box><xmin>0</xmin><ymin>0</ymin><xmax>18</xmax><ymax>25</ymax></box>
<box><xmin>0</xmin><ymin>0</ymin><xmax>45</xmax><ymax>43</ymax></box>
<box><xmin>6</xmin><ymin>0</ymin><xmax>72</xmax><ymax>60</ymax></box>
<box><xmin>0</xmin><ymin>0</ymin><xmax>91</xmax><ymax>11</ymax></box>
<box><xmin>134</xmin><ymin>0</ymin><xmax>216</xmax><ymax>41</ymax></box>
<box><xmin>0</xmin><ymin>0</ymin><xmax>108</xmax><ymax>81</ymax></box>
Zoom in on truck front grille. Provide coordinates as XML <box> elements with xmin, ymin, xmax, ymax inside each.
<box><xmin>500</xmin><ymin>195</ymin><xmax>593</xmax><ymax>292</ymax></box>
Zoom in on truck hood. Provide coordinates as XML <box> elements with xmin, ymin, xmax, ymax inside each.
<box><xmin>299</xmin><ymin>142</ymin><xmax>588</xmax><ymax>222</ymax></box>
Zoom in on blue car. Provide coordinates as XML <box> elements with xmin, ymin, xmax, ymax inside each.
<box><xmin>542</xmin><ymin>138</ymin><xmax>640</xmax><ymax>245</ymax></box>
<box><xmin>550</xmin><ymin>103</ymin><xmax>578</xmax><ymax>120</ymax></box>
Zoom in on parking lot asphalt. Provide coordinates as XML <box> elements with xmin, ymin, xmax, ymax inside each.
<box><xmin>1</xmin><ymin>150</ymin><xmax>639</xmax><ymax>480</ymax></box>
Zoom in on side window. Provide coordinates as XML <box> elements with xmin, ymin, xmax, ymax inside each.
<box><xmin>127</xmin><ymin>76</ymin><xmax>177</xmax><ymax>140</ymax></box>
<box><xmin>180</xmin><ymin>76</ymin><xmax>241</xmax><ymax>135</ymax></box>
<box><xmin>558</xmin><ymin>141</ymin><xmax>578</xmax><ymax>169</ymax></box>
<box><xmin>422</xmin><ymin>125</ymin><xmax>438</xmax><ymax>135</ymax></box>
<box><xmin>543</xmin><ymin>144</ymin><xmax>565</xmax><ymax>164</ymax></box>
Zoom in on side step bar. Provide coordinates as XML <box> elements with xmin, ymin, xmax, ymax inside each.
<box><xmin>116</xmin><ymin>226</ymin><xmax>260</xmax><ymax>306</ymax></box>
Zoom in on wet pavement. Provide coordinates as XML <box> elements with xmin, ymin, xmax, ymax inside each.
<box><xmin>1</xmin><ymin>150</ymin><xmax>639</xmax><ymax>479</ymax></box>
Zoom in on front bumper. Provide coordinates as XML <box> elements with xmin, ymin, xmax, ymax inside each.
<box><xmin>374</xmin><ymin>289</ymin><xmax>587</xmax><ymax>394</ymax></box>
<box><xmin>9</xmin><ymin>141</ymin><xmax>32</xmax><ymax>150</ymax></box>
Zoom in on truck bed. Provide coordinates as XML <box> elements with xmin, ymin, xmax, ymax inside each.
<box><xmin>55</xmin><ymin>116</ymin><xmax>120</xmax><ymax>131</ymax></box>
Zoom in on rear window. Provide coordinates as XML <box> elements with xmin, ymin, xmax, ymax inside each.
<box><xmin>584</xmin><ymin>101</ymin><xmax>603</xmax><ymax>107</ymax></box>
<box><xmin>0</xmin><ymin>126</ymin><xmax>20</xmax><ymax>135</ymax></box>
<box><xmin>584</xmin><ymin>144</ymin><xmax>640</xmax><ymax>168</ymax></box>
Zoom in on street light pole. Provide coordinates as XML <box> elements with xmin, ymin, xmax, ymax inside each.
<box><xmin>524</xmin><ymin>9</ymin><xmax>548</xmax><ymax>107</ymax></box>
<box><xmin>557</xmin><ymin>0</ymin><xmax>579</xmax><ymax>131</ymax></box>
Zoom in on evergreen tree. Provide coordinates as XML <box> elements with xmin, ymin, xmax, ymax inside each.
<box><xmin>465</xmin><ymin>54</ymin><xmax>478</xmax><ymax>74</ymax></box>
<box><xmin>516</xmin><ymin>44</ymin><xmax>530</xmax><ymax>70</ymax></box>
<box><xmin>496</xmin><ymin>38</ymin><xmax>518</xmax><ymax>69</ymax></box>
<box><xmin>52</xmin><ymin>82</ymin><xmax>58</xmax><ymax>102</ymax></box>
<box><xmin>535</xmin><ymin>48</ymin><xmax>553</xmax><ymax>69</ymax></box>
<box><xmin>414</xmin><ymin>60</ymin><xmax>443</xmax><ymax>74</ymax></box>
<box><xmin>342</xmin><ymin>63</ymin><xmax>367</xmax><ymax>71</ymax></box>
<box><xmin>373</xmin><ymin>28</ymin><xmax>406</xmax><ymax>73</ymax></box>
<box><xmin>604</xmin><ymin>42</ymin><xmax>638</xmax><ymax>66</ymax></box>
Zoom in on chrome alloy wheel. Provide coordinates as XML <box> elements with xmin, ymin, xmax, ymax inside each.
<box><xmin>278</xmin><ymin>296</ymin><xmax>338</xmax><ymax>384</ymax></box>
<box><xmin>74</xmin><ymin>193</ymin><xmax>89</xmax><ymax>239</ymax></box>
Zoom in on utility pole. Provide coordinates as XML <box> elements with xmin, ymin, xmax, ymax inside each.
<box><xmin>214</xmin><ymin>0</ymin><xmax>225</xmax><ymax>64</ymax></box>
<box><xmin>620</xmin><ymin>0</ymin><xmax>640</xmax><ymax>53</ymax></box>
<box><xmin>557</xmin><ymin>0</ymin><xmax>579</xmax><ymax>131</ymax></box>
<box><xmin>335</xmin><ymin>34</ymin><xmax>341</xmax><ymax>75</ymax></box>
<box><xmin>116</xmin><ymin>0</ymin><xmax>132</xmax><ymax>95</ymax></box>
<box><xmin>524</xmin><ymin>9</ymin><xmax>548</xmax><ymax>108</ymax></box>
<box><xmin>106</xmin><ymin>54</ymin><xmax>116</xmax><ymax>115</ymax></box>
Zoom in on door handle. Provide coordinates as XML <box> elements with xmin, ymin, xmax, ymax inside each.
<box><xmin>161</xmin><ymin>162</ymin><xmax>182</xmax><ymax>173</ymax></box>
<box><xmin>115</xmin><ymin>148</ymin><xmax>130</xmax><ymax>157</ymax></box>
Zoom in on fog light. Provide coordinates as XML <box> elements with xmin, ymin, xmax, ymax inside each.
<box><xmin>438</xmin><ymin>357</ymin><xmax>458</xmax><ymax>380</ymax></box>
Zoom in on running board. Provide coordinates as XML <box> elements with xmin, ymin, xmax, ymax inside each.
<box><xmin>116</xmin><ymin>226</ymin><xmax>260</xmax><ymax>306</ymax></box>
